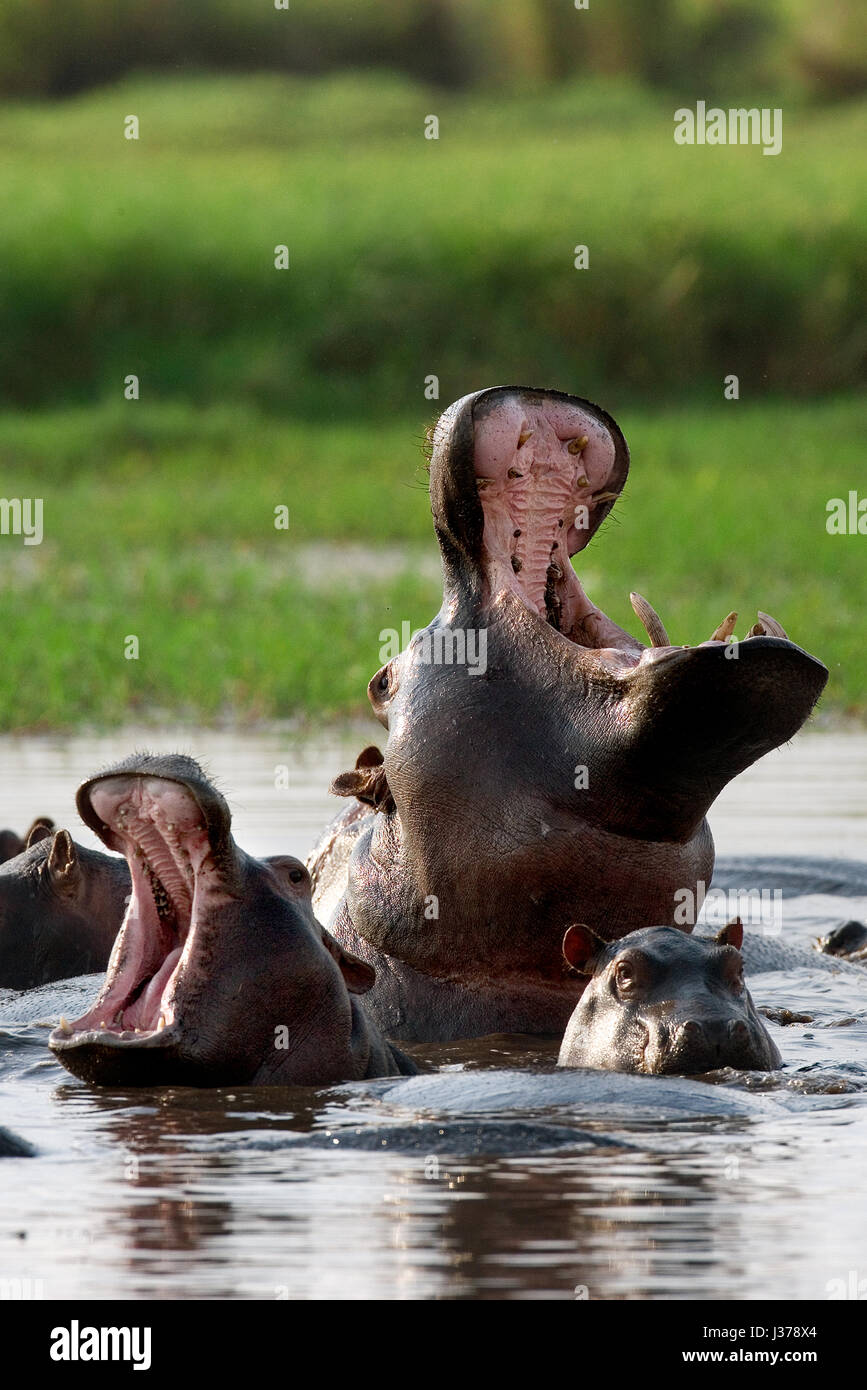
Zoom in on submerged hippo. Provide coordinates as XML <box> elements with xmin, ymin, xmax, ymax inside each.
<box><xmin>557</xmin><ymin>919</ymin><xmax>781</xmax><ymax>1074</ymax></box>
<box><xmin>49</xmin><ymin>754</ymin><xmax>414</xmax><ymax>1087</ymax></box>
<box><xmin>0</xmin><ymin>816</ymin><xmax>53</xmax><ymax>863</ymax></box>
<box><xmin>313</xmin><ymin>386</ymin><xmax>827</xmax><ymax>1042</ymax></box>
<box><xmin>0</xmin><ymin>826</ymin><xmax>129</xmax><ymax>989</ymax></box>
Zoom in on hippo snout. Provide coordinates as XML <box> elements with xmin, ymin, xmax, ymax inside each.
<box><xmin>666</xmin><ymin>1014</ymin><xmax>760</xmax><ymax>1071</ymax></box>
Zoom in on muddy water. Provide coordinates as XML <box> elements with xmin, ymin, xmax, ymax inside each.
<box><xmin>0</xmin><ymin>727</ymin><xmax>865</xmax><ymax>1302</ymax></box>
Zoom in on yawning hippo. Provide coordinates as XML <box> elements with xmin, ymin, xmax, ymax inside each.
<box><xmin>49</xmin><ymin>754</ymin><xmax>414</xmax><ymax>1087</ymax></box>
<box><xmin>313</xmin><ymin>386</ymin><xmax>828</xmax><ymax>1041</ymax></box>
<box><xmin>557</xmin><ymin>919</ymin><xmax>781</xmax><ymax>1074</ymax></box>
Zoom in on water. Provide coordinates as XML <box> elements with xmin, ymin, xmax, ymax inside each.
<box><xmin>1</xmin><ymin>726</ymin><xmax>866</xmax><ymax>1301</ymax></box>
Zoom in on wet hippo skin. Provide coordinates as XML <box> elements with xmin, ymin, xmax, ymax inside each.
<box><xmin>0</xmin><ymin>827</ymin><xmax>130</xmax><ymax>989</ymax></box>
<box><xmin>313</xmin><ymin>386</ymin><xmax>829</xmax><ymax>1042</ymax></box>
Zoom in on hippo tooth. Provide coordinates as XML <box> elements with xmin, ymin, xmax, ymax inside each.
<box><xmin>99</xmin><ymin>1021</ymin><xmax>106</xmax><ymax>1030</ymax></box>
<box><xmin>629</xmin><ymin>591</ymin><xmax>670</xmax><ymax>647</ymax></box>
<box><xmin>747</xmin><ymin>620</ymin><xmax>765</xmax><ymax>637</ymax></box>
<box><xmin>592</xmin><ymin>490</ymin><xmax>620</xmax><ymax>504</ymax></box>
<box><xmin>568</xmin><ymin>435</ymin><xmax>589</xmax><ymax>454</ymax></box>
<box><xmin>710</xmin><ymin>611</ymin><xmax>738</xmax><ymax>642</ymax></box>
<box><xmin>59</xmin><ymin>1015</ymin><xmax>70</xmax><ymax>1032</ymax></box>
<box><xmin>507</xmin><ymin>468</ymin><xmax>523</xmax><ymax>479</ymax></box>
<box><xmin>157</xmin><ymin>1015</ymin><xmax>166</xmax><ymax>1031</ymax></box>
<box><xmin>575</xmin><ymin>474</ymin><xmax>589</xmax><ymax>487</ymax></box>
<box><xmin>517</xmin><ymin>430</ymin><xmax>534</xmax><ymax>447</ymax></box>
<box><xmin>476</xmin><ymin>476</ymin><xmax>494</xmax><ymax>490</ymax></box>
<box><xmin>757</xmin><ymin>610</ymin><xmax>787</xmax><ymax>639</ymax></box>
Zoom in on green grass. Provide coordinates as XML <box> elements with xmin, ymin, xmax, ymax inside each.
<box><xmin>0</xmin><ymin>72</ymin><xmax>864</xmax><ymax>410</ymax></box>
<box><xmin>0</xmin><ymin>72</ymin><xmax>862</xmax><ymax>727</ymax></box>
<box><xmin>0</xmin><ymin>395</ymin><xmax>862</xmax><ymax>728</ymax></box>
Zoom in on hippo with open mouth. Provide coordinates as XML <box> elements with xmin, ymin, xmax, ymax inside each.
<box><xmin>557</xmin><ymin>919</ymin><xmax>781</xmax><ymax>1074</ymax></box>
<box><xmin>313</xmin><ymin>386</ymin><xmax>828</xmax><ymax>1042</ymax></box>
<box><xmin>49</xmin><ymin>754</ymin><xmax>414</xmax><ymax>1087</ymax></box>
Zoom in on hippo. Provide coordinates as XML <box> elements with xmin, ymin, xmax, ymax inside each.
<box><xmin>49</xmin><ymin>754</ymin><xmax>414</xmax><ymax>1087</ymax></box>
<box><xmin>0</xmin><ymin>827</ymin><xmax>130</xmax><ymax>989</ymax></box>
<box><xmin>312</xmin><ymin>386</ymin><xmax>828</xmax><ymax>1042</ymax></box>
<box><xmin>817</xmin><ymin>920</ymin><xmax>867</xmax><ymax>960</ymax></box>
<box><xmin>0</xmin><ymin>816</ymin><xmax>53</xmax><ymax>863</ymax></box>
<box><xmin>557</xmin><ymin>919</ymin><xmax>781</xmax><ymax>1074</ymax></box>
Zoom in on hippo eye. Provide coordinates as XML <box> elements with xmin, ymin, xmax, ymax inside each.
<box><xmin>377</xmin><ymin>673</ymin><xmax>389</xmax><ymax>694</ymax></box>
<box><xmin>614</xmin><ymin>960</ymin><xmax>636</xmax><ymax>994</ymax></box>
<box><xmin>288</xmin><ymin>868</ymin><xmax>305</xmax><ymax>884</ymax></box>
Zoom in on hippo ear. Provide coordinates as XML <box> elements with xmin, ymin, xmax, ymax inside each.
<box><xmin>562</xmin><ymin>923</ymin><xmax>606</xmax><ymax>975</ymax></box>
<box><xmin>26</xmin><ymin>817</ymin><xmax>54</xmax><ymax>849</ymax></box>
<box><xmin>354</xmin><ymin>746</ymin><xmax>384</xmax><ymax>769</ymax></box>
<box><xmin>321</xmin><ymin>928</ymin><xmax>377</xmax><ymax>995</ymax></box>
<box><xmin>46</xmin><ymin>830</ymin><xmax>81</xmax><ymax>898</ymax></box>
<box><xmin>716</xmin><ymin>917</ymin><xmax>744</xmax><ymax>951</ymax></box>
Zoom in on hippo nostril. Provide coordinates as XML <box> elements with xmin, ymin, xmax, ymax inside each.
<box><xmin>680</xmin><ymin>1020</ymin><xmax>705</xmax><ymax>1042</ymax></box>
<box><xmin>729</xmin><ymin>1019</ymin><xmax>750</xmax><ymax>1043</ymax></box>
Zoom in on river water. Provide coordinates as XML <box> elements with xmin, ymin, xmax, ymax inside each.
<box><xmin>0</xmin><ymin>726</ymin><xmax>865</xmax><ymax>1301</ymax></box>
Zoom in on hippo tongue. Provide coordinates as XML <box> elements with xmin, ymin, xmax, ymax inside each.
<box><xmin>121</xmin><ymin>947</ymin><xmax>182</xmax><ymax>1030</ymax></box>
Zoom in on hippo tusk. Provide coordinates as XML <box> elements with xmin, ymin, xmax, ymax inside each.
<box><xmin>747</xmin><ymin>620</ymin><xmax>765</xmax><ymax>637</ymax></box>
<box><xmin>757</xmin><ymin>611</ymin><xmax>787</xmax><ymax>639</ymax></box>
<box><xmin>517</xmin><ymin>430</ymin><xmax>534</xmax><ymax>448</ymax></box>
<box><xmin>592</xmin><ymin>490</ymin><xmax>620</xmax><ymax>504</ymax></box>
<box><xmin>710</xmin><ymin>611</ymin><xmax>738</xmax><ymax>642</ymax></box>
<box><xmin>630</xmin><ymin>591</ymin><xmax>670</xmax><ymax>647</ymax></box>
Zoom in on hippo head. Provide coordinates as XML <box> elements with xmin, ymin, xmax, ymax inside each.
<box><xmin>346</xmin><ymin>387</ymin><xmax>827</xmax><ymax>985</ymax></box>
<box><xmin>0</xmin><ymin>824</ymin><xmax>125</xmax><ymax>989</ymax></box>
<box><xmin>557</xmin><ymin>919</ymin><xmax>782</xmax><ymax>1075</ymax></box>
<box><xmin>49</xmin><ymin>754</ymin><xmax>391</xmax><ymax>1087</ymax></box>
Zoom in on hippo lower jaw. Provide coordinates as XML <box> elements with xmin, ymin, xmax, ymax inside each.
<box><xmin>50</xmin><ymin>774</ymin><xmax>226</xmax><ymax>1080</ymax></box>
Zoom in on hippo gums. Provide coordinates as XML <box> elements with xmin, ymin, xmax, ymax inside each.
<box><xmin>316</xmin><ymin>386</ymin><xmax>828</xmax><ymax>1042</ymax></box>
<box><xmin>49</xmin><ymin>754</ymin><xmax>414</xmax><ymax>1087</ymax></box>
<box><xmin>557</xmin><ymin>919</ymin><xmax>781</xmax><ymax>1075</ymax></box>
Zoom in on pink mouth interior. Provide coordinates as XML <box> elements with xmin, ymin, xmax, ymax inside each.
<box><xmin>473</xmin><ymin>396</ymin><xmax>655</xmax><ymax>673</ymax></box>
<box><xmin>60</xmin><ymin>777</ymin><xmax>211</xmax><ymax>1042</ymax></box>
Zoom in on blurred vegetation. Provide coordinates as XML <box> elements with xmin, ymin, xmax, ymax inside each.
<box><xmin>0</xmin><ymin>396</ymin><xmax>862</xmax><ymax>726</ymax></box>
<box><xmin>0</xmin><ymin>0</ymin><xmax>864</xmax><ymax>101</ymax></box>
<box><xmin>0</xmin><ymin>73</ymin><xmax>864</xmax><ymax>414</ymax></box>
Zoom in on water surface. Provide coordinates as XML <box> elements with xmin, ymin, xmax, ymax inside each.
<box><xmin>1</xmin><ymin>727</ymin><xmax>865</xmax><ymax>1301</ymax></box>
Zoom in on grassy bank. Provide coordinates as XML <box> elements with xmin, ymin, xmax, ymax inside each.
<box><xmin>0</xmin><ymin>72</ymin><xmax>865</xmax><ymax>410</ymax></box>
<box><xmin>0</xmin><ymin>396</ymin><xmax>862</xmax><ymax>728</ymax></box>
